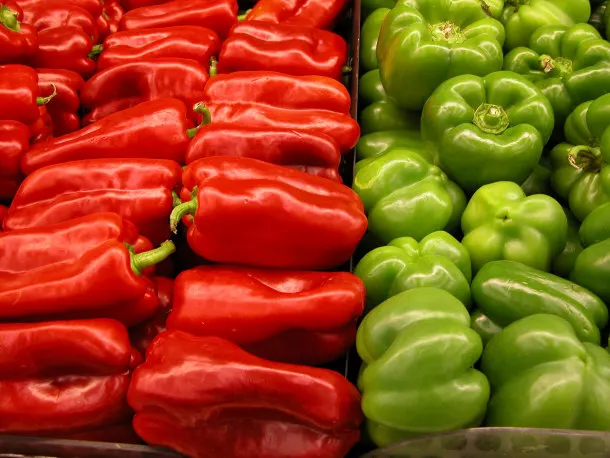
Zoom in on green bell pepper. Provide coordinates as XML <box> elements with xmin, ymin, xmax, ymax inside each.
<box><xmin>503</xmin><ymin>24</ymin><xmax>610</xmax><ymax>125</ymax></box>
<box><xmin>353</xmin><ymin>148</ymin><xmax>467</xmax><ymax>244</ymax></box>
<box><xmin>550</xmin><ymin>94</ymin><xmax>610</xmax><ymax>222</ymax></box>
<box><xmin>357</xmin><ymin>287</ymin><xmax>490</xmax><ymax>446</ymax></box>
<box><xmin>521</xmin><ymin>156</ymin><xmax>553</xmax><ymax>196</ymax></box>
<box><xmin>471</xmin><ymin>311</ymin><xmax>503</xmax><ymax>345</ymax></box>
<box><xmin>580</xmin><ymin>202</ymin><xmax>610</xmax><ymax>246</ymax></box>
<box><xmin>500</xmin><ymin>0</ymin><xmax>591</xmax><ymax>50</ymax></box>
<box><xmin>472</xmin><ymin>260</ymin><xmax>608</xmax><ymax>344</ymax></box>
<box><xmin>360</xmin><ymin>101</ymin><xmax>420</xmax><ymax>135</ymax></box>
<box><xmin>362</xmin><ymin>0</ymin><xmax>395</xmax><ymax>18</ymax></box>
<box><xmin>422</xmin><ymin>71</ymin><xmax>554</xmax><ymax>193</ymax></box>
<box><xmin>462</xmin><ymin>181</ymin><xmax>568</xmax><ymax>273</ymax></box>
<box><xmin>376</xmin><ymin>0</ymin><xmax>505</xmax><ymax>111</ymax></box>
<box><xmin>359</xmin><ymin>70</ymin><xmax>387</xmax><ymax>105</ymax></box>
<box><xmin>552</xmin><ymin>208</ymin><xmax>583</xmax><ymax>278</ymax></box>
<box><xmin>356</xmin><ymin>130</ymin><xmax>426</xmax><ymax>163</ymax></box>
<box><xmin>361</xmin><ymin>8</ymin><xmax>390</xmax><ymax>72</ymax></box>
<box><xmin>481</xmin><ymin>314</ymin><xmax>610</xmax><ymax>430</ymax></box>
<box><xmin>354</xmin><ymin>231</ymin><xmax>472</xmax><ymax>309</ymax></box>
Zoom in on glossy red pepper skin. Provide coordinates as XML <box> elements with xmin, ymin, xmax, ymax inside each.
<box><xmin>5</xmin><ymin>158</ymin><xmax>182</xmax><ymax>244</ymax></box>
<box><xmin>0</xmin><ymin>65</ymin><xmax>44</xmax><ymax>125</ymax></box>
<box><xmin>130</xmin><ymin>276</ymin><xmax>173</xmax><ymax>354</ymax></box>
<box><xmin>0</xmin><ymin>205</ymin><xmax>7</xmax><ymax>229</ymax></box>
<box><xmin>120</xmin><ymin>0</ymin><xmax>238</xmax><ymax>40</ymax></box>
<box><xmin>206</xmin><ymin>101</ymin><xmax>360</xmax><ymax>153</ymax></box>
<box><xmin>218</xmin><ymin>21</ymin><xmax>347</xmax><ymax>80</ymax></box>
<box><xmin>22</xmin><ymin>2</ymin><xmax>100</xmax><ymax>44</ymax></box>
<box><xmin>16</xmin><ymin>0</ymin><xmax>103</xmax><ymax>18</ymax></box>
<box><xmin>128</xmin><ymin>331</ymin><xmax>363</xmax><ymax>458</ymax></box>
<box><xmin>245</xmin><ymin>0</ymin><xmax>348</xmax><ymax>30</ymax></box>
<box><xmin>0</xmin><ymin>120</ymin><xmax>29</xmax><ymax>200</ymax></box>
<box><xmin>120</xmin><ymin>0</ymin><xmax>165</xmax><ymax>12</ymax></box>
<box><xmin>36</xmin><ymin>69</ymin><xmax>85</xmax><ymax>136</ymax></box>
<box><xmin>203</xmin><ymin>71</ymin><xmax>351</xmax><ymax>114</ymax></box>
<box><xmin>173</xmin><ymin>157</ymin><xmax>366</xmax><ymax>270</ymax></box>
<box><xmin>0</xmin><ymin>1</ymin><xmax>37</xmax><ymax>64</ymax></box>
<box><xmin>81</xmin><ymin>58</ymin><xmax>209</xmax><ymax>125</ymax></box>
<box><xmin>169</xmin><ymin>266</ymin><xmax>365</xmax><ymax>365</ymax></box>
<box><xmin>97</xmin><ymin>26</ymin><xmax>220</xmax><ymax>71</ymax></box>
<box><xmin>27</xmin><ymin>105</ymin><xmax>53</xmax><ymax>144</ymax></box>
<box><xmin>101</xmin><ymin>0</ymin><xmax>123</xmax><ymax>37</ymax></box>
<box><xmin>29</xmin><ymin>26</ymin><xmax>97</xmax><ymax>78</ymax></box>
<box><xmin>0</xmin><ymin>319</ymin><xmax>132</xmax><ymax>437</ymax></box>
<box><xmin>185</xmin><ymin>124</ymin><xmax>342</xmax><ymax>182</ymax></box>
<box><xmin>21</xmin><ymin>99</ymin><xmax>195</xmax><ymax>175</ymax></box>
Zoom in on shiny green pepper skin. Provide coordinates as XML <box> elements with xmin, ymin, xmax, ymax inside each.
<box><xmin>356</xmin><ymin>130</ymin><xmax>425</xmax><ymax>163</ymax></box>
<box><xmin>361</xmin><ymin>8</ymin><xmax>390</xmax><ymax>72</ymax></box>
<box><xmin>580</xmin><ymin>202</ymin><xmax>610</xmax><ymax>246</ymax></box>
<box><xmin>552</xmin><ymin>208</ymin><xmax>583</xmax><ymax>278</ymax></box>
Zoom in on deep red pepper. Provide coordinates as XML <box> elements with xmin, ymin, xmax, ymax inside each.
<box><xmin>217</xmin><ymin>21</ymin><xmax>347</xmax><ymax>80</ymax></box>
<box><xmin>203</xmin><ymin>70</ymin><xmax>351</xmax><ymax>113</ymax></box>
<box><xmin>185</xmin><ymin>124</ymin><xmax>342</xmax><ymax>182</ymax></box>
<box><xmin>21</xmin><ymin>99</ymin><xmax>202</xmax><ymax>175</ymax></box>
<box><xmin>5</xmin><ymin>159</ymin><xmax>182</xmax><ymax>244</ymax></box>
<box><xmin>96</xmin><ymin>10</ymin><xmax>111</xmax><ymax>39</ymax></box>
<box><xmin>130</xmin><ymin>276</ymin><xmax>173</xmax><ymax>354</ymax></box>
<box><xmin>0</xmin><ymin>319</ymin><xmax>133</xmax><ymax>437</ymax></box>
<box><xmin>101</xmin><ymin>0</ymin><xmax>123</xmax><ymax>37</ymax></box>
<box><xmin>0</xmin><ymin>120</ymin><xmax>29</xmax><ymax>200</ymax></box>
<box><xmin>16</xmin><ymin>0</ymin><xmax>103</xmax><ymax>18</ymax></box>
<box><xmin>0</xmin><ymin>65</ymin><xmax>51</xmax><ymax>125</ymax></box>
<box><xmin>171</xmin><ymin>156</ymin><xmax>366</xmax><ymax>270</ymax></box>
<box><xmin>80</xmin><ymin>58</ymin><xmax>209</xmax><ymax>125</ymax></box>
<box><xmin>60</xmin><ymin>422</ymin><xmax>142</xmax><ymax>444</ymax></box>
<box><xmin>96</xmin><ymin>26</ymin><xmax>220</xmax><ymax>71</ymax></box>
<box><xmin>244</xmin><ymin>0</ymin><xmax>348</xmax><ymax>30</ymax></box>
<box><xmin>169</xmin><ymin>266</ymin><xmax>365</xmax><ymax>365</ymax></box>
<box><xmin>0</xmin><ymin>0</ymin><xmax>37</xmax><ymax>64</ymax></box>
<box><xmin>0</xmin><ymin>205</ymin><xmax>7</xmax><ymax>229</ymax></box>
<box><xmin>120</xmin><ymin>0</ymin><xmax>238</xmax><ymax>40</ymax></box>
<box><xmin>29</xmin><ymin>26</ymin><xmax>97</xmax><ymax>78</ymax></box>
<box><xmin>27</xmin><ymin>105</ymin><xmax>54</xmax><ymax>144</ymax></box>
<box><xmin>128</xmin><ymin>331</ymin><xmax>363</xmax><ymax>458</ymax></box>
<box><xmin>22</xmin><ymin>2</ymin><xmax>100</xmax><ymax>44</ymax></box>
<box><xmin>36</xmin><ymin>68</ymin><xmax>85</xmax><ymax>136</ymax></box>
<box><xmin>120</xmin><ymin>0</ymin><xmax>166</xmax><ymax>12</ymax></box>
<box><xmin>204</xmin><ymin>101</ymin><xmax>360</xmax><ymax>153</ymax></box>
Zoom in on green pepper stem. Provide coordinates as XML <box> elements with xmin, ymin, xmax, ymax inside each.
<box><xmin>36</xmin><ymin>83</ymin><xmax>57</xmax><ymax>106</ymax></box>
<box><xmin>172</xmin><ymin>190</ymin><xmax>182</xmax><ymax>208</ymax></box>
<box><xmin>428</xmin><ymin>22</ymin><xmax>466</xmax><ymax>43</ymax></box>
<box><xmin>130</xmin><ymin>240</ymin><xmax>176</xmax><ymax>276</ymax></box>
<box><xmin>539</xmin><ymin>55</ymin><xmax>573</xmax><ymax>77</ymax></box>
<box><xmin>237</xmin><ymin>9</ymin><xmax>251</xmax><ymax>21</ymax></box>
<box><xmin>473</xmin><ymin>103</ymin><xmax>510</xmax><ymax>134</ymax></box>
<box><xmin>568</xmin><ymin>146</ymin><xmax>604</xmax><ymax>173</ymax></box>
<box><xmin>88</xmin><ymin>44</ymin><xmax>103</xmax><ymax>60</ymax></box>
<box><xmin>186</xmin><ymin>103</ymin><xmax>212</xmax><ymax>138</ymax></box>
<box><xmin>0</xmin><ymin>5</ymin><xmax>20</xmax><ymax>32</ymax></box>
<box><xmin>209</xmin><ymin>56</ymin><xmax>218</xmax><ymax>77</ymax></box>
<box><xmin>170</xmin><ymin>195</ymin><xmax>198</xmax><ymax>234</ymax></box>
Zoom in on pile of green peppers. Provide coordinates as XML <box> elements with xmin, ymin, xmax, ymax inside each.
<box><xmin>354</xmin><ymin>0</ymin><xmax>610</xmax><ymax>447</ymax></box>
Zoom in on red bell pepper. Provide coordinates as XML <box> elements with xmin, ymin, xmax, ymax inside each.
<box><xmin>5</xmin><ymin>158</ymin><xmax>182</xmax><ymax>244</ymax></box>
<box><xmin>22</xmin><ymin>2</ymin><xmax>100</xmax><ymax>44</ymax></box>
<box><xmin>0</xmin><ymin>205</ymin><xmax>7</xmax><ymax>229</ymax></box>
<box><xmin>130</xmin><ymin>276</ymin><xmax>173</xmax><ymax>354</ymax></box>
<box><xmin>101</xmin><ymin>0</ymin><xmax>123</xmax><ymax>37</ymax></box>
<box><xmin>28</xmin><ymin>105</ymin><xmax>54</xmax><ymax>144</ymax></box>
<box><xmin>204</xmin><ymin>101</ymin><xmax>359</xmax><ymax>153</ymax></box>
<box><xmin>171</xmin><ymin>156</ymin><xmax>366</xmax><ymax>270</ymax></box>
<box><xmin>244</xmin><ymin>0</ymin><xmax>348</xmax><ymax>30</ymax></box>
<box><xmin>0</xmin><ymin>120</ymin><xmax>29</xmax><ymax>200</ymax></box>
<box><xmin>203</xmin><ymin>70</ymin><xmax>351</xmax><ymax>114</ymax></box>
<box><xmin>217</xmin><ymin>21</ymin><xmax>347</xmax><ymax>80</ymax></box>
<box><xmin>16</xmin><ymin>0</ymin><xmax>103</xmax><ymax>18</ymax></box>
<box><xmin>80</xmin><ymin>58</ymin><xmax>209</xmax><ymax>125</ymax></box>
<box><xmin>29</xmin><ymin>26</ymin><xmax>97</xmax><ymax>78</ymax></box>
<box><xmin>168</xmin><ymin>266</ymin><xmax>364</xmax><ymax>365</ymax></box>
<box><xmin>120</xmin><ymin>0</ymin><xmax>167</xmax><ymax>12</ymax></box>
<box><xmin>96</xmin><ymin>26</ymin><xmax>220</xmax><ymax>71</ymax></box>
<box><xmin>21</xmin><ymin>99</ymin><xmax>202</xmax><ymax>175</ymax></box>
<box><xmin>128</xmin><ymin>331</ymin><xmax>363</xmax><ymax>458</ymax></box>
<box><xmin>0</xmin><ymin>319</ymin><xmax>133</xmax><ymax>437</ymax></box>
<box><xmin>120</xmin><ymin>0</ymin><xmax>238</xmax><ymax>40</ymax></box>
<box><xmin>0</xmin><ymin>0</ymin><xmax>37</xmax><ymax>65</ymax></box>
<box><xmin>0</xmin><ymin>224</ymin><xmax>174</xmax><ymax>322</ymax></box>
<box><xmin>37</xmin><ymin>68</ymin><xmax>85</xmax><ymax>136</ymax></box>
<box><xmin>0</xmin><ymin>65</ymin><xmax>55</xmax><ymax>125</ymax></box>
<box><xmin>185</xmin><ymin>124</ymin><xmax>342</xmax><ymax>182</ymax></box>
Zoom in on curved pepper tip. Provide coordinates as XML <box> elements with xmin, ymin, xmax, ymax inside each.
<box><xmin>170</xmin><ymin>192</ymin><xmax>198</xmax><ymax>234</ymax></box>
<box><xmin>36</xmin><ymin>83</ymin><xmax>57</xmax><ymax>106</ymax></box>
<box><xmin>130</xmin><ymin>240</ymin><xmax>176</xmax><ymax>276</ymax></box>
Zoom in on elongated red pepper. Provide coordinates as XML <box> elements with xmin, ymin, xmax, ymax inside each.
<box><xmin>185</xmin><ymin>124</ymin><xmax>342</xmax><ymax>182</ymax></box>
<box><xmin>169</xmin><ymin>266</ymin><xmax>364</xmax><ymax>365</ymax></box>
<box><xmin>120</xmin><ymin>0</ymin><xmax>166</xmax><ymax>12</ymax></box>
<box><xmin>81</xmin><ymin>58</ymin><xmax>209</xmax><ymax>125</ymax></box>
<box><xmin>22</xmin><ymin>2</ymin><xmax>100</xmax><ymax>44</ymax></box>
<box><xmin>204</xmin><ymin>101</ymin><xmax>359</xmax><ymax>153</ymax></box>
<box><xmin>129</xmin><ymin>331</ymin><xmax>362</xmax><ymax>458</ymax></box>
<box><xmin>0</xmin><ymin>120</ymin><xmax>29</xmax><ymax>200</ymax></box>
<box><xmin>16</xmin><ymin>0</ymin><xmax>103</xmax><ymax>18</ymax></box>
<box><xmin>21</xmin><ymin>99</ymin><xmax>202</xmax><ymax>175</ymax></box>
<box><xmin>120</xmin><ymin>0</ymin><xmax>238</xmax><ymax>40</ymax></box>
<box><xmin>130</xmin><ymin>276</ymin><xmax>173</xmax><ymax>354</ymax></box>
<box><xmin>37</xmin><ymin>68</ymin><xmax>85</xmax><ymax>136</ymax></box>
<box><xmin>203</xmin><ymin>70</ymin><xmax>351</xmax><ymax>113</ymax></box>
<box><xmin>0</xmin><ymin>319</ymin><xmax>133</xmax><ymax>437</ymax></box>
<box><xmin>217</xmin><ymin>21</ymin><xmax>347</xmax><ymax>80</ymax></box>
<box><xmin>245</xmin><ymin>0</ymin><xmax>348</xmax><ymax>30</ymax></box>
<box><xmin>171</xmin><ymin>157</ymin><xmax>366</xmax><ymax>270</ymax></box>
<box><xmin>101</xmin><ymin>0</ymin><xmax>123</xmax><ymax>37</ymax></box>
<box><xmin>0</xmin><ymin>1</ymin><xmax>37</xmax><ymax>64</ymax></box>
<box><xmin>96</xmin><ymin>26</ymin><xmax>220</xmax><ymax>71</ymax></box>
<box><xmin>5</xmin><ymin>158</ymin><xmax>182</xmax><ymax>244</ymax></box>
<box><xmin>0</xmin><ymin>65</ymin><xmax>53</xmax><ymax>125</ymax></box>
<box><xmin>28</xmin><ymin>105</ymin><xmax>53</xmax><ymax>144</ymax></box>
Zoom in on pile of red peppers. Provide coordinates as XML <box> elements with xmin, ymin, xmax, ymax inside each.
<box><xmin>0</xmin><ymin>0</ymin><xmax>366</xmax><ymax>456</ymax></box>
